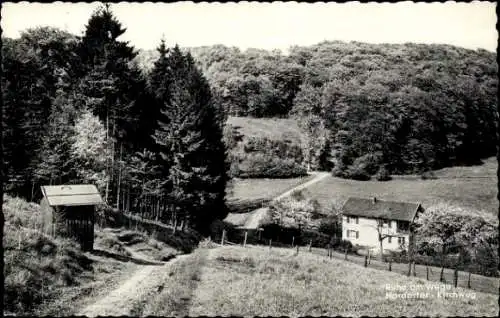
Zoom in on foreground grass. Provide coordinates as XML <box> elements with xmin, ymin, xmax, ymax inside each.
<box><xmin>139</xmin><ymin>248</ymin><xmax>209</xmax><ymax>316</ymax></box>
<box><xmin>303</xmin><ymin>157</ymin><xmax>497</xmax><ymax>215</ymax></box>
<box><xmin>187</xmin><ymin>246</ymin><xmax>498</xmax><ymax>317</ymax></box>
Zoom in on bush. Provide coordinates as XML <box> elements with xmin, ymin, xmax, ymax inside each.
<box><xmin>317</xmin><ymin>216</ymin><xmax>341</xmax><ymax>237</ymax></box>
<box><xmin>290</xmin><ymin>189</ymin><xmax>305</xmax><ymax>201</ymax></box>
<box><xmin>346</xmin><ymin>164</ymin><xmax>371</xmax><ymax>181</ymax></box>
<box><xmin>420</xmin><ymin>170</ymin><xmax>438</xmax><ymax>180</ymax></box>
<box><xmin>331</xmin><ymin>162</ymin><xmax>348</xmax><ymax>178</ymax></box>
<box><xmin>375</xmin><ymin>166</ymin><xmax>392</xmax><ymax>181</ymax></box>
<box><xmin>237</xmin><ymin>153</ymin><xmax>307</xmax><ymax>178</ymax></box>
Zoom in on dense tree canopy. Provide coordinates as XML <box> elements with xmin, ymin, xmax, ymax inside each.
<box><xmin>136</xmin><ymin>41</ymin><xmax>497</xmax><ymax>177</ymax></box>
<box><xmin>2</xmin><ymin>4</ymin><xmax>228</xmax><ymax>233</ymax></box>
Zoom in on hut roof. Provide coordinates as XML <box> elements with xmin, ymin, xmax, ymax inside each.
<box><xmin>41</xmin><ymin>184</ymin><xmax>104</xmax><ymax>207</ymax></box>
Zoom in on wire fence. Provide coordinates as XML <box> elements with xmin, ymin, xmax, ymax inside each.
<box><xmin>215</xmin><ymin>228</ymin><xmax>499</xmax><ymax>295</ymax></box>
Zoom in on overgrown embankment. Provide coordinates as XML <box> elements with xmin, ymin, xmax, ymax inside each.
<box><xmin>2</xmin><ymin>195</ymin><xmax>197</xmax><ymax>316</ymax></box>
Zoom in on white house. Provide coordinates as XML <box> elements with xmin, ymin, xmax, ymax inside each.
<box><xmin>341</xmin><ymin>197</ymin><xmax>424</xmax><ymax>254</ymax></box>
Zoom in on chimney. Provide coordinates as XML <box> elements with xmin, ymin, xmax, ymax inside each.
<box><xmin>373</xmin><ymin>197</ymin><xmax>377</xmax><ymax>203</ymax></box>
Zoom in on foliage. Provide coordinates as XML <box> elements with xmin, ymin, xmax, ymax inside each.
<box><xmin>150</xmin><ymin>44</ymin><xmax>228</xmax><ymax>232</ymax></box>
<box><xmin>3</xmin><ymin>195</ymin><xmax>93</xmax><ymax>315</ymax></box>
<box><xmin>415</xmin><ymin>203</ymin><xmax>498</xmax><ymax>275</ymax></box>
<box><xmin>375</xmin><ymin>166</ymin><xmax>392</xmax><ymax>181</ymax></box>
<box><xmin>420</xmin><ymin>170</ymin><xmax>438</xmax><ymax>180</ymax></box>
<box><xmin>2</xmin><ymin>4</ymin><xmax>228</xmax><ymax>235</ymax></box>
<box><xmin>137</xmin><ymin>41</ymin><xmax>498</xmax><ymax>177</ymax></box>
<box><xmin>237</xmin><ymin>153</ymin><xmax>307</xmax><ymax>178</ymax></box>
<box><xmin>269</xmin><ymin>196</ymin><xmax>320</xmax><ymax>230</ymax></box>
<box><xmin>70</xmin><ymin>109</ymin><xmax>111</xmax><ymax>192</ymax></box>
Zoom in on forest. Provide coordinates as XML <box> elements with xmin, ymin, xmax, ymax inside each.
<box><xmin>138</xmin><ymin>40</ymin><xmax>498</xmax><ymax>179</ymax></box>
<box><xmin>2</xmin><ymin>5</ymin><xmax>498</xmax><ymax>229</ymax></box>
<box><xmin>2</xmin><ymin>5</ymin><xmax>227</xmax><ymax>233</ymax></box>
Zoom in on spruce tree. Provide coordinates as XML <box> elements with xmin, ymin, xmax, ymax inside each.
<box><xmin>151</xmin><ymin>44</ymin><xmax>228</xmax><ymax>232</ymax></box>
<box><xmin>78</xmin><ymin>4</ymin><xmax>147</xmax><ymax>205</ymax></box>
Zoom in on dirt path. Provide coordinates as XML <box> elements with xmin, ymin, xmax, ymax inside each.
<box><xmin>242</xmin><ymin>172</ymin><xmax>330</xmax><ymax>229</ymax></box>
<box><xmin>76</xmin><ymin>255</ymin><xmax>188</xmax><ymax>317</ymax></box>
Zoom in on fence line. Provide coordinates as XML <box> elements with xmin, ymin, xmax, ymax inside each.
<box><xmin>217</xmin><ymin>228</ymin><xmax>498</xmax><ymax>295</ymax></box>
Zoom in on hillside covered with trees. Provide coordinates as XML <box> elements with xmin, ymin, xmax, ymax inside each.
<box><xmin>2</xmin><ymin>5</ymin><xmax>228</xmax><ymax>232</ymax></box>
<box><xmin>138</xmin><ymin>41</ymin><xmax>498</xmax><ymax>179</ymax></box>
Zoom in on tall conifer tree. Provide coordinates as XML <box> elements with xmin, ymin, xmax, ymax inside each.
<box><xmin>151</xmin><ymin>44</ymin><xmax>228</xmax><ymax>232</ymax></box>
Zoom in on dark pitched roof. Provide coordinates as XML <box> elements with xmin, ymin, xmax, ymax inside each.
<box><xmin>342</xmin><ymin>197</ymin><xmax>422</xmax><ymax>222</ymax></box>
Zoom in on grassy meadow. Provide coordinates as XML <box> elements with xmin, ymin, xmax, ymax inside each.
<box><xmin>185</xmin><ymin>245</ymin><xmax>498</xmax><ymax>317</ymax></box>
<box><xmin>227</xmin><ymin>116</ymin><xmax>303</xmax><ymax>144</ymax></box>
<box><xmin>301</xmin><ymin>157</ymin><xmax>497</xmax><ymax>215</ymax></box>
<box><xmin>227</xmin><ymin>175</ymin><xmax>315</xmax><ymax>203</ymax></box>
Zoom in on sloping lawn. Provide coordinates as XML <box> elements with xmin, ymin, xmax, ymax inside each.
<box><xmin>302</xmin><ymin>157</ymin><xmax>497</xmax><ymax>215</ymax></box>
<box><xmin>188</xmin><ymin>246</ymin><xmax>498</xmax><ymax>317</ymax></box>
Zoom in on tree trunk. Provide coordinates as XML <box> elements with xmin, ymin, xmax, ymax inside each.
<box><xmin>116</xmin><ymin>143</ymin><xmax>123</xmax><ymax>209</ymax></box>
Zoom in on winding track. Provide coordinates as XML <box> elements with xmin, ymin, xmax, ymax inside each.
<box><xmin>242</xmin><ymin>172</ymin><xmax>330</xmax><ymax>229</ymax></box>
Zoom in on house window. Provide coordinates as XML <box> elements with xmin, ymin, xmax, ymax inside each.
<box><xmin>397</xmin><ymin>221</ymin><xmax>409</xmax><ymax>232</ymax></box>
<box><xmin>346</xmin><ymin>216</ymin><xmax>358</xmax><ymax>224</ymax></box>
<box><xmin>347</xmin><ymin>230</ymin><xmax>359</xmax><ymax>239</ymax></box>
<box><xmin>388</xmin><ymin>237</ymin><xmax>392</xmax><ymax>244</ymax></box>
<box><xmin>398</xmin><ymin>237</ymin><xmax>405</xmax><ymax>245</ymax></box>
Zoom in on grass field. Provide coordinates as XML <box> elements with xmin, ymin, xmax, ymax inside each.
<box><xmin>227</xmin><ymin>116</ymin><xmax>303</xmax><ymax>143</ymax></box>
<box><xmin>301</xmin><ymin>157</ymin><xmax>497</xmax><ymax>215</ymax></box>
<box><xmin>227</xmin><ymin>175</ymin><xmax>315</xmax><ymax>203</ymax></box>
<box><xmin>184</xmin><ymin>245</ymin><xmax>498</xmax><ymax>317</ymax></box>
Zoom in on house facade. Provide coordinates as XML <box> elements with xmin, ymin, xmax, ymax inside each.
<box><xmin>341</xmin><ymin>197</ymin><xmax>424</xmax><ymax>253</ymax></box>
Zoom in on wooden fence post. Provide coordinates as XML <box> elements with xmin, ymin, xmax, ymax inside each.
<box><xmin>453</xmin><ymin>268</ymin><xmax>458</xmax><ymax>288</ymax></box>
<box><xmin>426</xmin><ymin>265</ymin><xmax>429</xmax><ymax>280</ymax></box>
<box><xmin>243</xmin><ymin>231</ymin><xmax>248</xmax><ymax>247</ymax></box>
<box><xmin>407</xmin><ymin>261</ymin><xmax>412</xmax><ymax>277</ymax></box>
<box><xmin>364</xmin><ymin>255</ymin><xmax>368</xmax><ymax>267</ymax></box>
<box><xmin>467</xmin><ymin>272</ymin><xmax>471</xmax><ymax>289</ymax></box>
<box><xmin>440</xmin><ymin>266</ymin><xmax>445</xmax><ymax>282</ymax></box>
<box><xmin>367</xmin><ymin>250</ymin><xmax>371</xmax><ymax>265</ymax></box>
<box><xmin>296</xmin><ymin>245</ymin><xmax>299</xmax><ymax>255</ymax></box>
<box><xmin>329</xmin><ymin>248</ymin><xmax>332</xmax><ymax>259</ymax></box>
<box><xmin>221</xmin><ymin>229</ymin><xmax>226</xmax><ymax>246</ymax></box>
<box><xmin>389</xmin><ymin>259</ymin><xmax>392</xmax><ymax>271</ymax></box>
<box><xmin>344</xmin><ymin>248</ymin><xmax>348</xmax><ymax>260</ymax></box>
<box><xmin>269</xmin><ymin>239</ymin><xmax>272</xmax><ymax>250</ymax></box>
<box><xmin>292</xmin><ymin>236</ymin><xmax>295</xmax><ymax>248</ymax></box>
<box><xmin>413</xmin><ymin>262</ymin><xmax>416</xmax><ymax>277</ymax></box>
<box><xmin>309</xmin><ymin>239</ymin><xmax>312</xmax><ymax>252</ymax></box>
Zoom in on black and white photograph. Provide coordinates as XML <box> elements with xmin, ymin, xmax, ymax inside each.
<box><xmin>1</xmin><ymin>1</ymin><xmax>498</xmax><ymax>316</ymax></box>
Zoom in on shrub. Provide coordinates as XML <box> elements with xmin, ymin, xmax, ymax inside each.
<box><xmin>238</xmin><ymin>153</ymin><xmax>307</xmax><ymax>178</ymax></box>
<box><xmin>375</xmin><ymin>166</ymin><xmax>392</xmax><ymax>181</ymax></box>
<box><xmin>317</xmin><ymin>216</ymin><xmax>341</xmax><ymax>237</ymax></box>
<box><xmin>346</xmin><ymin>164</ymin><xmax>371</xmax><ymax>181</ymax></box>
<box><xmin>331</xmin><ymin>167</ymin><xmax>345</xmax><ymax>178</ymax></box>
<box><xmin>290</xmin><ymin>189</ymin><xmax>305</xmax><ymax>201</ymax></box>
<box><xmin>420</xmin><ymin>170</ymin><xmax>437</xmax><ymax>180</ymax></box>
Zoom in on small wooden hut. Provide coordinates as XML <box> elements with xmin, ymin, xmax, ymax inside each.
<box><xmin>41</xmin><ymin>184</ymin><xmax>103</xmax><ymax>251</ymax></box>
